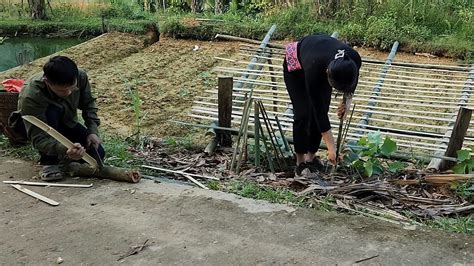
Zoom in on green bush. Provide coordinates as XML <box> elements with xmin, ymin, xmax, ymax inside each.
<box><xmin>340</xmin><ymin>22</ymin><xmax>365</xmax><ymax>45</ymax></box>
<box><xmin>364</xmin><ymin>16</ymin><xmax>399</xmax><ymax>50</ymax></box>
<box><xmin>400</xmin><ymin>24</ymin><xmax>432</xmax><ymax>43</ymax></box>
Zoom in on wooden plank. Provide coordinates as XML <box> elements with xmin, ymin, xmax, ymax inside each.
<box><xmin>10</xmin><ymin>184</ymin><xmax>60</xmax><ymax>206</ymax></box>
<box><xmin>3</xmin><ymin>180</ymin><xmax>93</xmax><ymax>188</ymax></box>
<box><xmin>440</xmin><ymin>107</ymin><xmax>473</xmax><ymax>170</ymax></box>
<box><xmin>217</xmin><ymin>76</ymin><xmax>233</xmax><ymax>147</ymax></box>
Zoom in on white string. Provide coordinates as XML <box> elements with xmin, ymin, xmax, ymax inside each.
<box><xmin>334</xmin><ymin>49</ymin><xmax>345</xmax><ymax>59</ymax></box>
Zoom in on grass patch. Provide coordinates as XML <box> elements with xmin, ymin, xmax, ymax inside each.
<box><xmin>429</xmin><ymin>215</ymin><xmax>474</xmax><ymax>234</ymax></box>
<box><xmin>0</xmin><ymin>17</ymin><xmax>157</xmax><ymax>37</ymax></box>
<box><xmin>0</xmin><ymin>135</ymin><xmax>38</xmax><ymax>161</ymax></box>
<box><xmin>226</xmin><ymin>179</ymin><xmax>305</xmax><ymax>206</ymax></box>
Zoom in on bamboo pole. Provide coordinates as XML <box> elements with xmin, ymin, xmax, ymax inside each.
<box><xmin>363</xmin><ymin>58</ymin><xmax>470</xmax><ymax>72</ymax></box>
<box><xmin>230</xmin><ymin>96</ymin><xmax>250</xmax><ymax>172</ymax></box>
<box><xmin>142</xmin><ymin>165</ymin><xmax>219</xmax><ymax>180</ymax></box>
<box><xmin>204</xmin><ymin>88</ymin><xmax>472</xmax><ymax>109</ymax></box>
<box><xmin>195</xmin><ymin>99</ymin><xmax>456</xmax><ymax>123</ymax></box>
<box><xmin>214</xmin><ymin>33</ymin><xmax>285</xmax><ymax>49</ymax></box>
<box><xmin>254</xmin><ymin>101</ymin><xmax>261</xmax><ymax>167</ymax></box>
<box><xmin>258</xmin><ymin>101</ymin><xmax>286</xmax><ymax>169</ymax></box>
<box><xmin>189</xmin><ymin>111</ymin><xmax>450</xmax><ymax>144</ymax></box>
<box><xmin>215</xmin><ymin>66</ymin><xmax>470</xmax><ymax>93</ymax></box>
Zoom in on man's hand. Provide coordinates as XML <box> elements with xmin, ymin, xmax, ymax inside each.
<box><xmin>86</xmin><ymin>134</ymin><xmax>101</xmax><ymax>149</ymax></box>
<box><xmin>67</xmin><ymin>143</ymin><xmax>86</xmax><ymax>161</ymax></box>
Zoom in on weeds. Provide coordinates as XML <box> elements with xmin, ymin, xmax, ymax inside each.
<box><xmin>0</xmin><ymin>135</ymin><xmax>38</xmax><ymax>161</ymax></box>
<box><xmin>227</xmin><ymin>179</ymin><xmax>305</xmax><ymax>206</ymax></box>
<box><xmin>428</xmin><ymin>215</ymin><xmax>473</xmax><ymax>234</ymax></box>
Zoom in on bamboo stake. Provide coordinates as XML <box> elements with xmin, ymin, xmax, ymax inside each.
<box><xmin>258</xmin><ymin>101</ymin><xmax>286</xmax><ymax>169</ymax></box>
<box><xmin>236</xmin><ymin>98</ymin><xmax>253</xmax><ymax>174</ymax></box>
<box><xmin>257</xmin><ymin>114</ymin><xmax>275</xmax><ymax>173</ymax></box>
<box><xmin>275</xmin><ymin>116</ymin><xmax>291</xmax><ymax>153</ymax></box>
<box><xmin>11</xmin><ymin>184</ymin><xmax>59</xmax><ymax>206</ymax></box>
<box><xmin>182</xmin><ymin>174</ymin><xmax>209</xmax><ymax>190</ymax></box>
<box><xmin>3</xmin><ymin>181</ymin><xmax>93</xmax><ymax>188</ymax></box>
<box><xmin>230</xmin><ymin>96</ymin><xmax>248</xmax><ymax>171</ymax></box>
<box><xmin>254</xmin><ymin>101</ymin><xmax>261</xmax><ymax>167</ymax></box>
<box><xmin>141</xmin><ymin>165</ymin><xmax>219</xmax><ymax>180</ymax></box>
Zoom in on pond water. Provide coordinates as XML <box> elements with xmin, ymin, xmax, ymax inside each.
<box><xmin>0</xmin><ymin>37</ymin><xmax>83</xmax><ymax>72</ymax></box>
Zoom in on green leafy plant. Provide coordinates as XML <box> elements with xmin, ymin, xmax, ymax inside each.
<box><xmin>452</xmin><ymin>147</ymin><xmax>474</xmax><ymax>174</ymax></box>
<box><xmin>345</xmin><ymin>132</ymin><xmax>406</xmax><ymax>177</ymax></box>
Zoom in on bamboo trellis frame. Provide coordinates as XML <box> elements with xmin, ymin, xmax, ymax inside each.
<box><xmin>189</xmin><ymin>36</ymin><xmax>473</xmax><ymax>162</ymax></box>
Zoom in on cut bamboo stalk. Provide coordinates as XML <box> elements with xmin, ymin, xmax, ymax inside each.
<box><xmin>183</xmin><ymin>174</ymin><xmax>209</xmax><ymax>190</ymax></box>
<box><xmin>192</xmin><ymin>109</ymin><xmax>451</xmax><ymax>142</ymax></box>
<box><xmin>190</xmin><ymin>111</ymin><xmax>450</xmax><ymax>144</ymax></box>
<box><xmin>22</xmin><ymin>115</ymin><xmax>99</xmax><ymax>168</ymax></box>
<box><xmin>257</xmin><ymin>113</ymin><xmax>275</xmax><ymax>173</ymax></box>
<box><xmin>363</xmin><ymin>58</ymin><xmax>470</xmax><ymax>72</ymax></box>
<box><xmin>64</xmin><ymin>163</ymin><xmax>141</xmax><ymax>183</ymax></box>
<box><xmin>142</xmin><ymin>165</ymin><xmax>219</xmax><ymax>180</ymax></box>
<box><xmin>192</xmin><ymin>107</ymin><xmax>450</xmax><ymax>139</ymax></box>
<box><xmin>220</xmin><ymin>62</ymin><xmax>469</xmax><ymax>86</ymax></box>
<box><xmin>258</xmin><ymin>101</ymin><xmax>285</xmax><ymax>169</ymax></box>
<box><xmin>231</xmin><ymin>97</ymin><xmax>251</xmax><ymax>172</ymax></box>
<box><xmin>359</xmin><ymin>69</ymin><xmax>469</xmax><ymax>83</ymax></box>
<box><xmin>236</xmin><ymin>98</ymin><xmax>253</xmax><ymax>174</ymax></box>
<box><xmin>3</xmin><ymin>180</ymin><xmax>93</xmax><ymax>188</ymax></box>
<box><xmin>275</xmin><ymin>116</ymin><xmax>291</xmax><ymax>153</ymax></box>
<box><xmin>214</xmin><ymin>33</ymin><xmax>284</xmax><ymax>49</ymax></box>
<box><xmin>11</xmin><ymin>184</ymin><xmax>59</xmax><ymax>206</ymax></box>
<box><xmin>214</xmin><ymin>57</ymin><xmax>284</xmax><ymax>69</ymax></box>
<box><xmin>195</xmin><ymin>97</ymin><xmax>459</xmax><ymax>118</ymax></box>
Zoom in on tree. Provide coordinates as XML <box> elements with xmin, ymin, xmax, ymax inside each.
<box><xmin>28</xmin><ymin>0</ymin><xmax>47</xmax><ymax>19</ymax></box>
<box><xmin>215</xmin><ymin>0</ymin><xmax>224</xmax><ymax>14</ymax></box>
<box><xmin>191</xmin><ymin>0</ymin><xmax>203</xmax><ymax>13</ymax></box>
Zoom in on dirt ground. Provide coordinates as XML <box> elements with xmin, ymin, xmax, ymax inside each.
<box><xmin>0</xmin><ymin>157</ymin><xmax>473</xmax><ymax>265</ymax></box>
